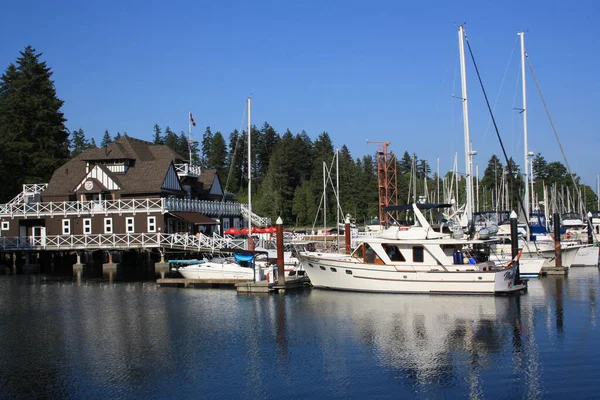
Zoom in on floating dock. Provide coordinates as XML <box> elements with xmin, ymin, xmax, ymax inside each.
<box><xmin>236</xmin><ymin>277</ymin><xmax>311</xmax><ymax>293</ymax></box>
<box><xmin>541</xmin><ymin>266</ymin><xmax>569</xmax><ymax>275</ymax></box>
<box><xmin>156</xmin><ymin>276</ymin><xmax>311</xmax><ymax>292</ymax></box>
<box><xmin>156</xmin><ymin>278</ymin><xmax>251</xmax><ymax>288</ymax></box>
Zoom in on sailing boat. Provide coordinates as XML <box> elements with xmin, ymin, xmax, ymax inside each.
<box><xmin>511</xmin><ymin>32</ymin><xmax>594</xmax><ymax>268</ymax></box>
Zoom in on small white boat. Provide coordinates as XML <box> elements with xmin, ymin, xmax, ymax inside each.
<box><xmin>177</xmin><ymin>257</ymin><xmax>254</xmax><ymax>281</ymax></box>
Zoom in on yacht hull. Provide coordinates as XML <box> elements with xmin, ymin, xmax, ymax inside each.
<box><xmin>298</xmin><ymin>253</ymin><xmax>524</xmax><ymax>294</ymax></box>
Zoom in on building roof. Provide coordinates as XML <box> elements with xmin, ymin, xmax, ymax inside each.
<box><xmin>198</xmin><ymin>169</ymin><xmax>217</xmax><ymax>192</ymax></box>
<box><xmin>44</xmin><ymin>136</ymin><xmax>187</xmax><ymax>198</ymax></box>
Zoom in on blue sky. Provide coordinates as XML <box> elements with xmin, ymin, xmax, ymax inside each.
<box><xmin>2</xmin><ymin>0</ymin><xmax>599</xmax><ymax>189</ymax></box>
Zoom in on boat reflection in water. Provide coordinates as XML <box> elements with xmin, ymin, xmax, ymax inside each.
<box><xmin>294</xmin><ymin>290</ymin><xmax>544</xmax><ymax>398</ymax></box>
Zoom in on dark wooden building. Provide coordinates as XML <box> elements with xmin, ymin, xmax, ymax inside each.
<box><xmin>0</xmin><ymin>136</ymin><xmax>245</xmax><ymax>244</ymax></box>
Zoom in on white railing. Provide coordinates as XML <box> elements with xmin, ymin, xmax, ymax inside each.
<box><xmin>163</xmin><ymin>198</ymin><xmax>241</xmax><ymax>217</ymax></box>
<box><xmin>6</xmin><ymin>183</ymin><xmax>48</xmax><ymax>207</ymax></box>
<box><xmin>0</xmin><ymin>196</ymin><xmax>245</xmax><ymax>219</ymax></box>
<box><xmin>0</xmin><ymin>198</ymin><xmax>164</xmax><ymax>218</ymax></box>
<box><xmin>174</xmin><ymin>163</ymin><xmax>202</xmax><ymax>177</ymax></box>
<box><xmin>0</xmin><ymin>232</ymin><xmax>246</xmax><ymax>252</ymax></box>
<box><xmin>240</xmin><ymin>204</ymin><xmax>271</xmax><ymax>227</ymax></box>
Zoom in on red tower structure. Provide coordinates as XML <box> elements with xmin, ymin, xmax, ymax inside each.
<box><xmin>367</xmin><ymin>140</ymin><xmax>398</xmax><ymax>227</ymax></box>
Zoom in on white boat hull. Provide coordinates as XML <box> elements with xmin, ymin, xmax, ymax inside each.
<box><xmin>178</xmin><ymin>262</ymin><xmax>254</xmax><ymax>281</ymax></box>
<box><xmin>298</xmin><ymin>253</ymin><xmax>523</xmax><ymax>294</ymax></box>
<box><xmin>488</xmin><ymin>255</ymin><xmax>544</xmax><ymax>277</ymax></box>
<box><xmin>571</xmin><ymin>245</ymin><xmax>600</xmax><ymax>266</ymax></box>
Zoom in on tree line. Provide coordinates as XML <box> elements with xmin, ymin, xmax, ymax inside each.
<box><xmin>1</xmin><ymin>46</ymin><xmax>597</xmax><ymax>227</ymax></box>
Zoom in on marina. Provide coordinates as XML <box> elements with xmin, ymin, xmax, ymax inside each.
<box><xmin>1</xmin><ymin>4</ymin><xmax>600</xmax><ymax>398</ymax></box>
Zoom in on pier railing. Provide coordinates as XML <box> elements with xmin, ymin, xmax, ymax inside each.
<box><xmin>0</xmin><ymin>232</ymin><xmax>246</xmax><ymax>252</ymax></box>
<box><xmin>0</xmin><ymin>198</ymin><xmax>243</xmax><ymax>218</ymax></box>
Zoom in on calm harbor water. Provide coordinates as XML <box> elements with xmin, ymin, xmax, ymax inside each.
<box><xmin>1</xmin><ymin>268</ymin><xmax>599</xmax><ymax>399</ymax></box>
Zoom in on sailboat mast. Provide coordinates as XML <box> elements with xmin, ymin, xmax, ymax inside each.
<box><xmin>458</xmin><ymin>25</ymin><xmax>473</xmax><ymax>225</ymax></box>
<box><xmin>247</xmin><ymin>97</ymin><xmax>252</xmax><ymax>240</ymax></box>
<box><xmin>519</xmin><ymin>31</ymin><xmax>531</xmax><ymax>239</ymax></box>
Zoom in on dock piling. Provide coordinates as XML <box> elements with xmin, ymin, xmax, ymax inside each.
<box><xmin>276</xmin><ymin>217</ymin><xmax>285</xmax><ymax>286</ymax></box>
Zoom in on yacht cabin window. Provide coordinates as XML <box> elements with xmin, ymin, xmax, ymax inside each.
<box><xmin>382</xmin><ymin>244</ymin><xmax>406</xmax><ymax>262</ymax></box>
<box><xmin>413</xmin><ymin>246</ymin><xmax>424</xmax><ymax>263</ymax></box>
<box><xmin>351</xmin><ymin>243</ymin><xmax>384</xmax><ymax>264</ymax></box>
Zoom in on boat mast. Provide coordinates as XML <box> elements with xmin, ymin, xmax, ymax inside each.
<box><xmin>458</xmin><ymin>25</ymin><xmax>473</xmax><ymax>226</ymax></box>
<box><xmin>519</xmin><ymin>31</ymin><xmax>531</xmax><ymax>239</ymax></box>
<box><xmin>247</xmin><ymin>97</ymin><xmax>252</xmax><ymax>246</ymax></box>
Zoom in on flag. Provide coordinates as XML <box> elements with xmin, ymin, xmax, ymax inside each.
<box><xmin>189</xmin><ymin>112</ymin><xmax>196</xmax><ymax>127</ymax></box>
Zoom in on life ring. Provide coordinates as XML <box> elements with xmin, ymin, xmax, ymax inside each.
<box><xmin>565</xmin><ymin>231</ymin><xmax>573</xmax><ymax>240</ymax></box>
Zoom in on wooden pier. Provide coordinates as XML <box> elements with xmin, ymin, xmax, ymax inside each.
<box><xmin>156</xmin><ymin>277</ymin><xmax>251</xmax><ymax>288</ymax></box>
<box><xmin>236</xmin><ymin>276</ymin><xmax>310</xmax><ymax>293</ymax></box>
<box><xmin>541</xmin><ymin>266</ymin><xmax>569</xmax><ymax>275</ymax></box>
<box><xmin>156</xmin><ymin>276</ymin><xmax>311</xmax><ymax>292</ymax></box>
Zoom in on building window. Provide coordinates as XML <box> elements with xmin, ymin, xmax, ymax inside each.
<box><xmin>223</xmin><ymin>218</ymin><xmax>230</xmax><ymax>231</ymax></box>
<box><xmin>1</xmin><ymin>221</ymin><xmax>9</xmax><ymax>231</ymax></box>
<box><xmin>147</xmin><ymin>216</ymin><xmax>156</xmax><ymax>233</ymax></box>
<box><xmin>413</xmin><ymin>246</ymin><xmax>424</xmax><ymax>263</ymax></box>
<box><xmin>126</xmin><ymin>217</ymin><xmax>135</xmax><ymax>233</ymax></box>
<box><xmin>62</xmin><ymin>219</ymin><xmax>70</xmax><ymax>235</ymax></box>
<box><xmin>83</xmin><ymin>219</ymin><xmax>92</xmax><ymax>234</ymax></box>
<box><xmin>104</xmin><ymin>218</ymin><xmax>113</xmax><ymax>234</ymax></box>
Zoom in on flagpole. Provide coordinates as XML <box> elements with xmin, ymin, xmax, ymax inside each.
<box><xmin>188</xmin><ymin>111</ymin><xmax>192</xmax><ymax>165</ymax></box>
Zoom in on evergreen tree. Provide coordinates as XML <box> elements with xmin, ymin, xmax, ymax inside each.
<box><xmin>89</xmin><ymin>138</ymin><xmax>97</xmax><ymax>148</ymax></box>
<box><xmin>532</xmin><ymin>153</ymin><xmax>548</xmax><ymax>181</ymax></box>
<box><xmin>164</xmin><ymin>126</ymin><xmax>181</xmax><ymax>157</ymax></box>
<box><xmin>256</xmin><ymin>122</ymin><xmax>280</xmax><ymax>179</ymax></box>
<box><xmin>225</xmin><ymin>129</ymin><xmax>244</xmax><ymax>193</ymax></box>
<box><xmin>201</xmin><ymin>126</ymin><xmax>213</xmax><ymax>168</ymax></box>
<box><xmin>207</xmin><ymin>131</ymin><xmax>227</xmax><ymax>178</ymax></box>
<box><xmin>101</xmin><ymin>130</ymin><xmax>112</xmax><ymax>147</ymax></box>
<box><xmin>114</xmin><ymin>132</ymin><xmax>122</xmax><ymax>140</ymax></box>
<box><xmin>481</xmin><ymin>155</ymin><xmax>503</xmax><ymax>191</ymax></box>
<box><xmin>0</xmin><ymin>46</ymin><xmax>69</xmax><ymax>201</ymax></box>
<box><xmin>417</xmin><ymin>158</ymin><xmax>431</xmax><ymax>178</ymax></box>
<box><xmin>178</xmin><ymin>132</ymin><xmax>190</xmax><ymax>161</ymax></box>
<box><xmin>153</xmin><ymin>124</ymin><xmax>164</xmax><ymax>145</ymax></box>
<box><xmin>399</xmin><ymin>151</ymin><xmax>413</xmax><ymax>174</ymax></box>
<box><xmin>70</xmin><ymin>128</ymin><xmax>89</xmax><ymax>157</ymax></box>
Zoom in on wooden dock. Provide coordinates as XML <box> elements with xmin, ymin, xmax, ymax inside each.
<box><xmin>156</xmin><ymin>276</ymin><xmax>311</xmax><ymax>292</ymax></box>
<box><xmin>156</xmin><ymin>278</ymin><xmax>251</xmax><ymax>288</ymax></box>
<box><xmin>541</xmin><ymin>266</ymin><xmax>569</xmax><ymax>275</ymax></box>
<box><xmin>236</xmin><ymin>277</ymin><xmax>311</xmax><ymax>293</ymax></box>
